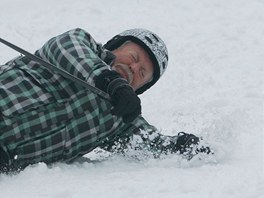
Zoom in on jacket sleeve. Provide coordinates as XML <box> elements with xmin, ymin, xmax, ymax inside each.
<box><xmin>99</xmin><ymin>116</ymin><xmax>180</xmax><ymax>158</ymax></box>
<box><xmin>35</xmin><ymin>28</ymin><xmax>114</xmax><ymax>86</ymax></box>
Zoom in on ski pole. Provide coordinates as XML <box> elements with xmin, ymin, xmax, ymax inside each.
<box><xmin>0</xmin><ymin>37</ymin><xmax>110</xmax><ymax>100</ymax></box>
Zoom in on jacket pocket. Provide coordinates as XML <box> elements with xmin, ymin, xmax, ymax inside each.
<box><xmin>14</xmin><ymin>126</ymin><xmax>67</xmax><ymax>166</ymax></box>
<box><xmin>0</xmin><ymin>67</ymin><xmax>54</xmax><ymax>117</ymax></box>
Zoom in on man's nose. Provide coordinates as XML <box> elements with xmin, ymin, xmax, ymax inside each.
<box><xmin>129</xmin><ymin>62</ymin><xmax>140</xmax><ymax>74</ymax></box>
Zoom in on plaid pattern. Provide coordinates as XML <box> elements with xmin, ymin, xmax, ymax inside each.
<box><xmin>0</xmin><ymin>28</ymin><xmax>178</xmax><ymax>170</ymax></box>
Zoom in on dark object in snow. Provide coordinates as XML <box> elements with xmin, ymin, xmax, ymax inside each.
<box><xmin>175</xmin><ymin>132</ymin><xmax>213</xmax><ymax>160</ymax></box>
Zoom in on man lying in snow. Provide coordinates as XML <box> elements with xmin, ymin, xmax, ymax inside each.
<box><xmin>0</xmin><ymin>28</ymin><xmax>212</xmax><ymax>172</ymax></box>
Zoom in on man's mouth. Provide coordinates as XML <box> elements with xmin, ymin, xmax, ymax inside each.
<box><xmin>113</xmin><ymin>64</ymin><xmax>133</xmax><ymax>85</ymax></box>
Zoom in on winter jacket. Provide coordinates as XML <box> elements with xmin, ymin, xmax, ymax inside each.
<box><xmin>0</xmin><ymin>28</ymin><xmax>179</xmax><ymax>170</ymax></box>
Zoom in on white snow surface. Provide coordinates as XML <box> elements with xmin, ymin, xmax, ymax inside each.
<box><xmin>0</xmin><ymin>0</ymin><xmax>263</xmax><ymax>197</ymax></box>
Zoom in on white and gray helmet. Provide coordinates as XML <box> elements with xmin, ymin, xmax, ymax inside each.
<box><xmin>104</xmin><ymin>28</ymin><xmax>168</xmax><ymax>94</ymax></box>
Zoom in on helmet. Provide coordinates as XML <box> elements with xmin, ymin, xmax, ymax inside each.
<box><xmin>104</xmin><ymin>28</ymin><xmax>168</xmax><ymax>94</ymax></box>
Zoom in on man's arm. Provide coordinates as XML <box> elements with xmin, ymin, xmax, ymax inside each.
<box><xmin>100</xmin><ymin>116</ymin><xmax>212</xmax><ymax>159</ymax></box>
<box><xmin>35</xmin><ymin>28</ymin><xmax>113</xmax><ymax>86</ymax></box>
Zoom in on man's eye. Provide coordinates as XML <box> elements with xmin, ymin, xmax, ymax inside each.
<box><xmin>141</xmin><ymin>70</ymin><xmax>145</xmax><ymax>78</ymax></box>
<box><xmin>131</xmin><ymin>53</ymin><xmax>138</xmax><ymax>62</ymax></box>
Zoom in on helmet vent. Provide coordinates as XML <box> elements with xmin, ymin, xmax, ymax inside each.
<box><xmin>162</xmin><ymin>62</ymin><xmax>166</xmax><ymax>69</ymax></box>
<box><xmin>152</xmin><ymin>34</ymin><xmax>159</xmax><ymax>42</ymax></box>
<box><xmin>145</xmin><ymin>36</ymin><xmax>153</xmax><ymax>44</ymax></box>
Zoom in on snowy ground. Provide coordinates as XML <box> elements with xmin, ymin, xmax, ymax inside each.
<box><xmin>0</xmin><ymin>0</ymin><xmax>263</xmax><ymax>197</ymax></box>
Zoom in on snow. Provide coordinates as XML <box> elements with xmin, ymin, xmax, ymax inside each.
<box><xmin>0</xmin><ymin>0</ymin><xmax>263</xmax><ymax>197</ymax></box>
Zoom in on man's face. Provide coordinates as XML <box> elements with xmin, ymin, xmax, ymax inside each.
<box><xmin>111</xmin><ymin>41</ymin><xmax>154</xmax><ymax>91</ymax></box>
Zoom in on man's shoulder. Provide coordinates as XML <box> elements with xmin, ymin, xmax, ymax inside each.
<box><xmin>68</xmin><ymin>28</ymin><xmax>88</xmax><ymax>34</ymax></box>
<box><xmin>60</xmin><ymin>28</ymin><xmax>90</xmax><ymax>38</ymax></box>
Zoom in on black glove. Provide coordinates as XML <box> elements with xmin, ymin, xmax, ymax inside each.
<box><xmin>175</xmin><ymin>132</ymin><xmax>212</xmax><ymax>159</ymax></box>
<box><xmin>95</xmin><ymin>70</ymin><xmax>141</xmax><ymax>123</ymax></box>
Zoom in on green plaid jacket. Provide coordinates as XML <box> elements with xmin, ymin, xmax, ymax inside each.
<box><xmin>0</xmin><ymin>28</ymin><xmax>178</xmax><ymax>169</ymax></box>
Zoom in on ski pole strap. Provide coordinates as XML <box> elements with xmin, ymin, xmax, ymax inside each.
<box><xmin>0</xmin><ymin>37</ymin><xmax>110</xmax><ymax>101</ymax></box>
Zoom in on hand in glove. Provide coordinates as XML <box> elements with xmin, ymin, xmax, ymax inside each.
<box><xmin>95</xmin><ymin>70</ymin><xmax>141</xmax><ymax>123</ymax></box>
<box><xmin>175</xmin><ymin>132</ymin><xmax>213</xmax><ymax>159</ymax></box>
